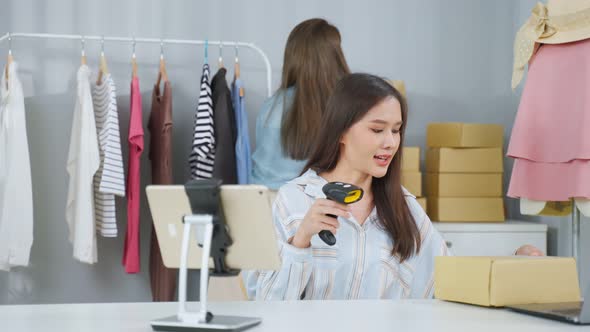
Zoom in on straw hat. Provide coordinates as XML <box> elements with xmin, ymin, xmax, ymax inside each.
<box><xmin>512</xmin><ymin>0</ymin><xmax>590</xmax><ymax>89</ymax></box>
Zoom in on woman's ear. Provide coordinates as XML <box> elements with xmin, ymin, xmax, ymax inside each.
<box><xmin>339</xmin><ymin>130</ymin><xmax>350</xmax><ymax>145</ymax></box>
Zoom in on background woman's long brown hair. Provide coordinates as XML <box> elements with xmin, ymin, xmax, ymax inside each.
<box><xmin>280</xmin><ymin>18</ymin><xmax>350</xmax><ymax>160</ymax></box>
<box><xmin>303</xmin><ymin>73</ymin><xmax>421</xmax><ymax>262</ymax></box>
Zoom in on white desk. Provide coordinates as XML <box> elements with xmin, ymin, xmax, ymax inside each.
<box><xmin>1</xmin><ymin>300</ymin><xmax>587</xmax><ymax>332</ymax></box>
<box><xmin>434</xmin><ymin>221</ymin><xmax>548</xmax><ymax>256</ymax></box>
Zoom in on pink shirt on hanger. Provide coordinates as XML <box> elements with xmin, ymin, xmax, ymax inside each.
<box><xmin>122</xmin><ymin>76</ymin><xmax>144</xmax><ymax>274</ymax></box>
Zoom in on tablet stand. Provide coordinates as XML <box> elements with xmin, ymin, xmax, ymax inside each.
<box><xmin>151</xmin><ymin>179</ymin><xmax>261</xmax><ymax>332</ymax></box>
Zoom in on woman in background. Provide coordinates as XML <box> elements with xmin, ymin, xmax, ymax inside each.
<box><xmin>250</xmin><ymin>18</ymin><xmax>350</xmax><ymax>189</ymax></box>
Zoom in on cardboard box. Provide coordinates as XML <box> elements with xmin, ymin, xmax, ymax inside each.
<box><xmin>402</xmin><ymin>147</ymin><xmax>420</xmax><ymax>171</ymax></box>
<box><xmin>416</xmin><ymin>197</ymin><xmax>427</xmax><ymax>211</ymax></box>
<box><xmin>386</xmin><ymin>80</ymin><xmax>406</xmax><ymax>98</ymax></box>
<box><xmin>435</xmin><ymin>256</ymin><xmax>581</xmax><ymax>307</ymax></box>
<box><xmin>427</xmin><ymin>197</ymin><xmax>505</xmax><ymax>222</ymax></box>
<box><xmin>401</xmin><ymin>171</ymin><xmax>422</xmax><ymax>197</ymax></box>
<box><xmin>426</xmin><ymin>148</ymin><xmax>503</xmax><ymax>173</ymax></box>
<box><xmin>427</xmin><ymin>123</ymin><xmax>504</xmax><ymax>148</ymax></box>
<box><xmin>425</xmin><ymin>173</ymin><xmax>503</xmax><ymax>197</ymax></box>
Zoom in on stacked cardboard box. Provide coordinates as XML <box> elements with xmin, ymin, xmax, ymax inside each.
<box><xmin>401</xmin><ymin>147</ymin><xmax>426</xmax><ymax>211</ymax></box>
<box><xmin>387</xmin><ymin>80</ymin><xmax>406</xmax><ymax>98</ymax></box>
<box><xmin>425</xmin><ymin>123</ymin><xmax>505</xmax><ymax>222</ymax></box>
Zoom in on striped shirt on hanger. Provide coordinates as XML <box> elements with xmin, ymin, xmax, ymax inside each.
<box><xmin>189</xmin><ymin>64</ymin><xmax>216</xmax><ymax>179</ymax></box>
<box><xmin>92</xmin><ymin>73</ymin><xmax>125</xmax><ymax>237</ymax></box>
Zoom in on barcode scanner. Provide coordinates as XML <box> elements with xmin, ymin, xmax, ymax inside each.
<box><xmin>320</xmin><ymin>182</ymin><xmax>364</xmax><ymax>246</ymax></box>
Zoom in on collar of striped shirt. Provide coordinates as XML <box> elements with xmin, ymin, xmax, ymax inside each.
<box><xmin>287</xmin><ymin>169</ymin><xmax>328</xmax><ymax>199</ymax></box>
<box><xmin>287</xmin><ymin>168</ymin><xmax>416</xmax><ymax>200</ymax></box>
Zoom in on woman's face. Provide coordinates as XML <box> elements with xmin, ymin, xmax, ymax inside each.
<box><xmin>339</xmin><ymin>97</ymin><xmax>403</xmax><ymax>178</ymax></box>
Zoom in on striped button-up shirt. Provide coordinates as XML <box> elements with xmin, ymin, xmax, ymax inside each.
<box><xmin>246</xmin><ymin>169</ymin><xmax>450</xmax><ymax>300</ymax></box>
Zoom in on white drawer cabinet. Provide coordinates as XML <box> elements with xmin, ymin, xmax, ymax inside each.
<box><xmin>432</xmin><ymin>220</ymin><xmax>547</xmax><ymax>256</ymax></box>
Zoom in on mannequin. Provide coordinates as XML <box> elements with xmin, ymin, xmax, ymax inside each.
<box><xmin>508</xmin><ymin>0</ymin><xmax>590</xmax><ymax>218</ymax></box>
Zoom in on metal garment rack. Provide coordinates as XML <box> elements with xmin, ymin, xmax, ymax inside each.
<box><xmin>0</xmin><ymin>32</ymin><xmax>273</xmax><ymax>97</ymax></box>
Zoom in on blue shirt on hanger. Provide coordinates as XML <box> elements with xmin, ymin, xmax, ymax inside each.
<box><xmin>232</xmin><ymin>78</ymin><xmax>252</xmax><ymax>184</ymax></box>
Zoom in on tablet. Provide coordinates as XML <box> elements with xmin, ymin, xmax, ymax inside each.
<box><xmin>146</xmin><ymin>184</ymin><xmax>281</xmax><ymax>271</ymax></box>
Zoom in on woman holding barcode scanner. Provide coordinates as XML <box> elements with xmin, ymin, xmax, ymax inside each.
<box><xmin>247</xmin><ymin>17</ymin><xmax>542</xmax><ymax>300</ymax></box>
<box><xmin>247</xmin><ymin>73</ymin><xmax>543</xmax><ymax>301</ymax></box>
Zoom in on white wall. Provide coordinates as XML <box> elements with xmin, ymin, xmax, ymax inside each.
<box><xmin>0</xmin><ymin>0</ymin><xmax>587</xmax><ymax>304</ymax></box>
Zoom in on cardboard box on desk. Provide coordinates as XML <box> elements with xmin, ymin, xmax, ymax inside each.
<box><xmin>427</xmin><ymin>123</ymin><xmax>504</xmax><ymax>148</ymax></box>
<box><xmin>428</xmin><ymin>197</ymin><xmax>505</xmax><ymax>222</ymax></box>
<box><xmin>425</xmin><ymin>173</ymin><xmax>503</xmax><ymax>197</ymax></box>
<box><xmin>426</xmin><ymin>148</ymin><xmax>503</xmax><ymax>173</ymax></box>
<box><xmin>401</xmin><ymin>171</ymin><xmax>422</xmax><ymax>197</ymax></box>
<box><xmin>434</xmin><ymin>256</ymin><xmax>581</xmax><ymax>307</ymax></box>
<box><xmin>402</xmin><ymin>147</ymin><xmax>420</xmax><ymax>171</ymax></box>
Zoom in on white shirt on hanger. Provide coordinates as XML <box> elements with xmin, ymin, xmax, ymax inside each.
<box><xmin>66</xmin><ymin>65</ymin><xmax>100</xmax><ymax>264</ymax></box>
<box><xmin>0</xmin><ymin>62</ymin><xmax>34</xmax><ymax>271</ymax></box>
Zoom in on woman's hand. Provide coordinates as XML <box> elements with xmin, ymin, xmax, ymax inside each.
<box><xmin>291</xmin><ymin>199</ymin><xmax>350</xmax><ymax>248</ymax></box>
<box><xmin>515</xmin><ymin>244</ymin><xmax>544</xmax><ymax>256</ymax></box>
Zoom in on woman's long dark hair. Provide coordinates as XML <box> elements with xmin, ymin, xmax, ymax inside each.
<box><xmin>303</xmin><ymin>73</ymin><xmax>420</xmax><ymax>262</ymax></box>
<box><xmin>280</xmin><ymin>18</ymin><xmax>350</xmax><ymax>160</ymax></box>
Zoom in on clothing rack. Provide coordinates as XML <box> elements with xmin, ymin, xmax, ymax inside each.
<box><xmin>0</xmin><ymin>32</ymin><xmax>272</xmax><ymax>97</ymax></box>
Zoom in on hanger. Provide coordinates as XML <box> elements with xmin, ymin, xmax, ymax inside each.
<box><xmin>234</xmin><ymin>43</ymin><xmax>240</xmax><ymax>79</ymax></box>
<box><xmin>96</xmin><ymin>36</ymin><xmax>109</xmax><ymax>85</ymax></box>
<box><xmin>80</xmin><ymin>36</ymin><xmax>87</xmax><ymax>65</ymax></box>
<box><xmin>218</xmin><ymin>41</ymin><xmax>224</xmax><ymax>69</ymax></box>
<box><xmin>5</xmin><ymin>33</ymin><xmax>12</xmax><ymax>89</ymax></box>
<box><xmin>131</xmin><ymin>36</ymin><xmax>138</xmax><ymax>78</ymax></box>
<box><xmin>234</xmin><ymin>43</ymin><xmax>244</xmax><ymax>97</ymax></box>
<box><xmin>156</xmin><ymin>39</ymin><xmax>168</xmax><ymax>87</ymax></box>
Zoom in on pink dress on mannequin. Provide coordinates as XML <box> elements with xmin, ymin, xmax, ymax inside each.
<box><xmin>508</xmin><ymin>38</ymin><xmax>590</xmax><ymax>203</ymax></box>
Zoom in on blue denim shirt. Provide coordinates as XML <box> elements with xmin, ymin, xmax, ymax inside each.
<box><xmin>245</xmin><ymin>169</ymin><xmax>451</xmax><ymax>300</ymax></box>
<box><xmin>232</xmin><ymin>78</ymin><xmax>251</xmax><ymax>184</ymax></box>
<box><xmin>250</xmin><ymin>88</ymin><xmax>307</xmax><ymax>189</ymax></box>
